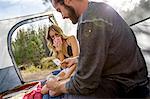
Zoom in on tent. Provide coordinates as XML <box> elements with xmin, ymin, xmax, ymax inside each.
<box><xmin>0</xmin><ymin>11</ymin><xmax>56</xmax><ymax>94</ymax></box>
<box><xmin>130</xmin><ymin>17</ymin><xmax>150</xmax><ymax>77</ymax></box>
<box><xmin>0</xmin><ymin>2</ymin><xmax>150</xmax><ymax>98</ymax></box>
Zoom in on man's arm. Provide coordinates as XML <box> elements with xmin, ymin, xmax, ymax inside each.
<box><xmin>65</xmin><ymin>20</ymin><xmax>112</xmax><ymax>95</ymax></box>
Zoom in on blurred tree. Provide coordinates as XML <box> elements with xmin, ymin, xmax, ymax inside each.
<box><xmin>12</xmin><ymin>25</ymin><xmax>49</xmax><ymax>67</ymax></box>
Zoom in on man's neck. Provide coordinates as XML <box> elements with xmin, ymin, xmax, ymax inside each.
<box><xmin>77</xmin><ymin>0</ymin><xmax>88</xmax><ymax>17</ymax></box>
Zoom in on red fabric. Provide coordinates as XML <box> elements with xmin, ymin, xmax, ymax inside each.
<box><xmin>23</xmin><ymin>82</ymin><xmax>42</xmax><ymax>99</ymax></box>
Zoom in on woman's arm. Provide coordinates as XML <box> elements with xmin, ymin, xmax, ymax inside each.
<box><xmin>67</xmin><ymin>36</ymin><xmax>79</xmax><ymax>57</ymax></box>
<box><xmin>60</xmin><ymin>36</ymin><xmax>79</xmax><ymax>68</ymax></box>
<box><xmin>63</xmin><ymin>64</ymin><xmax>76</xmax><ymax>78</ymax></box>
<box><xmin>58</xmin><ymin>64</ymin><xmax>76</xmax><ymax>81</ymax></box>
<box><xmin>57</xmin><ymin>36</ymin><xmax>79</xmax><ymax>80</ymax></box>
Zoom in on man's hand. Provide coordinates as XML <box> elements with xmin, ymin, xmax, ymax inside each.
<box><xmin>46</xmin><ymin>78</ymin><xmax>62</xmax><ymax>96</ymax></box>
<box><xmin>49</xmin><ymin>89</ymin><xmax>62</xmax><ymax>96</ymax></box>
<box><xmin>46</xmin><ymin>78</ymin><xmax>59</xmax><ymax>90</ymax></box>
<box><xmin>61</xmin><ymin>56</ymin><xmax>78</xmax><ymax>68</ymax></box>
<box><xmin>46</xmin><ymin>78</ymin><xmax>69</xmax><ymax>96</ymax></box>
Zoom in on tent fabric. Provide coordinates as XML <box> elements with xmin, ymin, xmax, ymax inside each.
<box><xmin>0</xmin><ymin>11</ymin><xmax>52</xmax><ymax>69</ymax></box>
<box><xmin>0</xmin><ymin>17</ymin><xmax>23</xmax><ymax>94</ymax></box>
<box><xmin>131</xmin><ymin>19</ymin><xmax>150</xmax><ymax>76</ymax></box>
<box><xmin>0</xmin><ymin>11</ymin><xmax>53</xmax><ymax>93</ymax></box>
<box><xmin>0</xmin><ymin>19</ymin><xmax>19</xmax><ymax>69</ymax></box>
<box><xmin>0</xmin><ymin>66</ymin><xmax>22</xmax><ymax>93</ymax></box>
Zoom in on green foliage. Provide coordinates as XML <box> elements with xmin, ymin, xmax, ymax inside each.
<box><xmin>25</xmin><ymin>65</ymin><xmax>41</xmax><ymax>73</ymax></box>
<box><xmin>12</xmin><ymin>25</ymin><xmax>50</xmax><ymax>68</ymax></box>
<box><xmin>40</xmin><ymin>57</ymin><xmax>58</xmax><ymax>69</ymax></box>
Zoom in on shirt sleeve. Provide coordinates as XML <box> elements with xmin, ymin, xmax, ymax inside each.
<box><xmin>65</xmin><ymin>19</ymin><xmax>112</xmax><ymax>95</ymax></box>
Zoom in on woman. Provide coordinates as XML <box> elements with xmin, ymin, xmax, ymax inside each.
<box><xmin>46</xmin><ymin>24</ymin><xmax>79</xmax><ymax>62</ymax></box>
<box><xmin>41</xmin><ymin>25</ymin><xmax>79</xmax><ymax>95</ymax></box>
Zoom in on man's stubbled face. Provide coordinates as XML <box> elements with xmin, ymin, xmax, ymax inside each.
<box><xmin>63</xmin><ymin>4</ymin><xmax>79</xmax><ymax>24</ymax></box>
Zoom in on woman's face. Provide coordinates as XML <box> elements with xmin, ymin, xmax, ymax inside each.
<box><xmin>49</xmin><ymin>30</ymin><xmax>60</xmax><ymax>40</ymax></box>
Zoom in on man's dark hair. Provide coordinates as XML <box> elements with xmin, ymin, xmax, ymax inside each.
<box><xmin>50</xmin><ymin>0</ymin><xmax>64</xmax><ymax>5</ymax></box>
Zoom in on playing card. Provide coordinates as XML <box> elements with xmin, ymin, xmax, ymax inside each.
<box><xmin>52</xmin><ymin>58</ymin><xmax>61</xmax><ymax>66</ymax></box>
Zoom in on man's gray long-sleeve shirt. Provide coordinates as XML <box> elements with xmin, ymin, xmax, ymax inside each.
<box><xmin>65</xmin><ymin>2</ymin><xmax>148</xmax><ymax>97</ymax></box>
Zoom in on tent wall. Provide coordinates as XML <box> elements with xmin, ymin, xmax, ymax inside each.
<box><xmin>0</xmin><ymin>66</ymin><xmax>22</xmax><ymax>93</ymax></box>
<box><xmin>0</xmin><ymin>12</ymin><xmax>53</xmax><ymax>93</ymax></box>
<box><xmin>0</xmin><ymin>12</ymin><xmax>52</xmax><ymax>69</ymax></box>
<box><xmin>131</xmin><ymin>19</ymin><xmax>150</xmax><ymax>77</ymax></box>
<box><xmin>0</xmin><ymin>20</ymin><xmax>17</xmax><ymax>69</ymax></box>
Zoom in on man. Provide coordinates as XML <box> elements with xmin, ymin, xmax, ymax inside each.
<box><xmin>46</xmin><ymin>0</ymin><xmax>149</xmax><ymax>98</ymax></box>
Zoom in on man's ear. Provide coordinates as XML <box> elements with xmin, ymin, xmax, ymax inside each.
<box><xmin>64</xmin><ymin>0</ymin><xmax>72</xmax><ymax>5</ymax></box>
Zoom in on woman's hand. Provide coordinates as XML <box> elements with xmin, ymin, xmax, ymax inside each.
<box><xmin>61</xmin><ymin>56</ymin><xmax>78</xmax><ymax>68</ymax></box>
<box><xmin>53</xmin><ymin>37</ymin><xmax>63</xmax><ymax>52</ymax></box>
